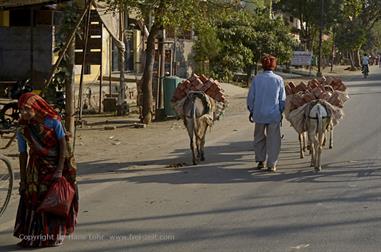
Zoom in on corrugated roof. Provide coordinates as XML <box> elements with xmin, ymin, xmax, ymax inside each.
<box><xmin>0</xmin><ymin>0</ymin><xmax>67</xmax><ymax>9</ymax></box>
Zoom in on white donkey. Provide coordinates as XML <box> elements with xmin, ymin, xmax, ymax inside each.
<box><xmin>306</xmin><ymin>101</ymin><xmax>331</xmax><ymax>171</ymax></box>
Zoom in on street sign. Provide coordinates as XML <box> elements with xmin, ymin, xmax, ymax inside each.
<box><xmin>291</xmin><ymin>51</ymin><xmax>313</xmax><ymax>66</ymax></box>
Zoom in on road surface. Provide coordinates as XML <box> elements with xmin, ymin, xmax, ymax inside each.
<box><xmin>1</xmin><ymin>66</ymin><xmax>381</xmax><ymax>252</ymax></box>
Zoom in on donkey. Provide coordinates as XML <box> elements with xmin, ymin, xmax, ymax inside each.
<box><xmin>183</xmin><ymin>91</ymin><xmax>215</xmax><ymax>165</ymax></box>
<box><xmin>299</xmin><ymin>119</ymin><xmax>333</xmax><ymax>159</ymax></box>
<box><xmin>306</xmin><ymin>100</ymin><xmax>331</xmax><ymax>171</ymax></box>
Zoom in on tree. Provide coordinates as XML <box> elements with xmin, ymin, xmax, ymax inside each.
<box><xmin>363</xmin><ymin>21</ymin><xmax>381</xmax><ymax>55</ymax></box>
<box><xmin>247</xmin><ymin>12</ymin><xmax>296</xmax><ymax>74</ymax></box>
<box><xmin>276</xmin><ymin>0</ymin><xmax>344</xmax><ymax>50</ymax></box>
<box><xmin>106</xmin><ymin>0</ymin><xmax>240</xmax><ymax>124</ymax></box>
<box><xmin>194</xmin><ymin>9</ymin><xmax>295</xmax><ymax>83</ymax></box>
<box><xmin>192</xmin><ymin>23</ymin><xmax>222</xmax><ymax>75</ymax></box>
<box><xmin>327</xmin><ymin>0</ymin><xmax>381</xmax><ymax>68</ymax></box>
<box><xmin>53</xmin><ymin>2</ymin><xmax>80</xmax><ymax>135</ymax></box>
<box><xmin>276</xmin><ymin>0</ymin><xmax>381</xmax><ymax>69</ymax></box>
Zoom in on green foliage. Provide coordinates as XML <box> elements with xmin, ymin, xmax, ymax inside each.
<box><xmin>335</xmin><ymin>20</ymin><xmax>366</xmax><ymax>52</ymax></box>
<box><xmin>52</xmin><ymin>4</ymin><xmax>80</xmax><ymax>91</ymax></box>
<box><xmin>363</xmin><ymin>21</ymin><xmax>381</xmax><ymax>54</ymax></box>
<box><xmin>333</xmin><ymin>0</ymin><xmax>381</xmax><ymax>56</ymax></box>
<box><xmin>277</xmin><ymin>0</ymin><xmax>381</xmax><ymax>60</ymax></box>
<box><xmin>105</xmin><ymin>0</ymin><xmax>242</xmax><ymax>31</ymax></box>
<box><xmin>249</xmin><ymin>14</ymin><xmax>296</xmax><ymax>63</ymax></box>
<box><xmin>194</xmin><ymin>9</ymin><xmax>295</xmax><ymax>81</ymax></box>
<box><xmin>193</xmin><ymin>24</ymin><xmax>222</xmax><ymax>75</ymax></box>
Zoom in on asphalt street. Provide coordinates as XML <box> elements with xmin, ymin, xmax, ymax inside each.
<box><xmin>1</xmin><ymin>66</ymin><xmax>381</xmax><ymax>252</ymax></box>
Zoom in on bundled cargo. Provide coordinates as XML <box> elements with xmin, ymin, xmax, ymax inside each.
<box><xmin>171</xmin><ymin>74</ymin><xmax>227</xmax><ymax>120</ymax></box>
<box><xmin>284</xmin><ymin>76</ymin><xmax>349</xmax><ymax>134</ymax></box>
<box><xmin>171</xmin><ymin>74</ymin><xmax>226</xmax><ymax>103</ymax></box>
<box><xmin>284</xmin><ymin>77</ymin><xmax>349</xmax><ymax>114</ymax></box>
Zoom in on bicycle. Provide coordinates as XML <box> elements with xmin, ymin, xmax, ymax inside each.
<box><xmin>0</xmin><ymin>101</ymin><xmax>19</xmax><ymax>130</ymax></box>
<box><xmin>0</xmin><ymin>102</ymin><xmax>19</xmax><ymax>149</ymax></box>
<box><xmin>0</xmin><ymin>153</ymin><xmax>13</xmax><ymax>217</ymax></box>
<box><xmin>362</xmin><ymin>65</ymin><xmax>369</xmax><ymax>78</ymax></box>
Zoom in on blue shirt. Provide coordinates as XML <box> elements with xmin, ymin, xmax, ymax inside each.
<box><xmin>17</xmin><ymin>118</ymin><xmax>65</xmax><ymax>153</ymax></box>
<box><xmin>247</xmin><ymin>71</ymin><xmax>286</xmax><ymax>124</ymax></box>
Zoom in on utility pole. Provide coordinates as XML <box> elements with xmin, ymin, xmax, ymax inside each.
<box><xmin>159</xmin><ymin>28</ymin><xmax>165</xmax><ymax>109</ymax></box>
<box><xmin>317</xmin><ymin>0</ymin><xmax>324</xmax><ymax>77</ymax></box>
<box><xmin>330</xmin><ymin>29</ymin><xmax>335</xmax><ymax>73</ymax></box>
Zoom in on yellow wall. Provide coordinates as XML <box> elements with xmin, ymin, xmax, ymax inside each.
<box><xmin>0</xmin><ymin>11</ymin><xmax>9</xmax><ymax>27</ymax></box>
<box><xmin>74</xmin><ymin>29</ymin><xmax>143</xmax><ymax>83</ymax></box>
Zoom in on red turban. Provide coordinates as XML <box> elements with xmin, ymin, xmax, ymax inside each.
<box><xmin>261</xmin><ymin>55</ymin><xmax>277</xmax><ymax>70</ymax></box>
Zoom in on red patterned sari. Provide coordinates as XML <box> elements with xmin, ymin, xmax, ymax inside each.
<box><xmin>14</xmin><ymin>93</ymin><xmax>78</xmax><ymax>247</ymax></box>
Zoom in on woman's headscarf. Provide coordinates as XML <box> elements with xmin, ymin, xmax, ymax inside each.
<box><xmin>262</xmin><ymin>54</ymin><xmax>277</xmax><ymax>71</ymax></box>
<box><xmin>18</xmin><ymin>93</ymin><xmax>61</xmax><ymax>125</ymax></box>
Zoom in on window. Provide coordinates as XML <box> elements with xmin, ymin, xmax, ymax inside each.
<box><xmin>10</xmin><ymin>9</ymin><xmax>32</xmax><ymax>26</ymax></box>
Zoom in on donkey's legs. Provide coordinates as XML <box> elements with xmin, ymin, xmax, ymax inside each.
<box><xmin>310</xmin><ymin>142</ymin><xmax>316</xmax><ymax>168</ymax></box>
<box><xmin>190</xmin><ymin>140</ymin><xmax>197</xmax><ymax>165</ymax></box>
<box><xmin>196</xmin><ymin>136</ymin><xmax>201</xmax><ymax>159</ymax></box>
<box><xmin>185</xmin><ymin>118</ymin><xmax>197</xmax><ymax>165</ymax></box>
<box><xmin>199</xmin><ymin>125</ymin><xmax>209</xmax><ymax>161</ymax></box>
<box><xmin>307</xmin><ymin>122</ymin><xmax>317</xmax><ymax>168</ymax></box>
<box><xmin>299</xmin><ymin>132</ymin><xmax>305</xmax><ymax>159</ymax></box>
<box><xmin>329</xmin><ymin>124</ymin><xmax>333</xmax><ymax>149</ymax></box>
<box><xmin>316</xmin><ymin>132</ymin><xmax>325</xmax><ymax>171</ymax></box>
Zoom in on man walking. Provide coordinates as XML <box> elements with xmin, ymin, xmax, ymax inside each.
<box><xmin>247</xmin><ymin>54</ymin><xmax>286</xmax><ymax>172</ymax></box>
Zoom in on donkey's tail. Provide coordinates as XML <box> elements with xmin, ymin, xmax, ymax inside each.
<box><xmin>191</xmin><ymin>98</ymin><xmax>198</xmax><ymax>138</ymax></box>
<box><xmin>317</xmin><ymin>105</ymin><xmax>324</xmax><ymax>136</ymax></box>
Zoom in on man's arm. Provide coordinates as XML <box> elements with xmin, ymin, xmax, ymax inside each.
<box><xmin>247</xmin><ymin>79</ymin><xmax>256</xmax><ymax>122</ymax></box>
<box><xmin>247</xmin><ymin>79</ymin><xmax>256</xmax><ymax>113</ymax></box>
<box><xmin>278</xmin><ymin>79</ymin><xmax>286</xmax><ymax>113</ymax></box>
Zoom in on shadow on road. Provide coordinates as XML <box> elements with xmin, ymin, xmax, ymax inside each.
<box><xmin>76</xmin><ymin>135</ymin><xmax>381</xmax><ymax>187</ymax></box>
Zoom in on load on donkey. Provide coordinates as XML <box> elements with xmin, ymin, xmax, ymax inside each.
<box><xmin>284</xmin><ymin>76</ymin><xmax>350</xmax><ymax>171</ymax></box>
<box><xmin>171</xmin><ymin>74</ymin><xmax>227</xmax><ymax>165</ymax></box>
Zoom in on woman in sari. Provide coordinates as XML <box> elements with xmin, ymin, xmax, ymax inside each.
<box><xmin>14</xmin><ymin>93</ymin><xmax>78</xmax><ymax>247</ymax></box>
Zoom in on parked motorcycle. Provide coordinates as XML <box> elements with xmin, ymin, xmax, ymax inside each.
<box><xmin>0</xmin><ymin>79</ymin><xmax>32</xmax><ymax>129</ymax></box>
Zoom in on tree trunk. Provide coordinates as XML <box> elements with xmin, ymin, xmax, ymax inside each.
<box><xmin>244</xmin><ymin>65</ymin><xmax>253</xmax><ymax>87</ymax></box>
<box><xmin>356</xmin><ymin>49</ymin><xmax>361</xmax><ymax>68</ymax></box>
<box><xmin>117</xmin><ymin>10</ymin><xmax>126</xmax><ymax>116</ymax></box>
<box><xmin>65</xmin><ymin>40</ymin><xmax>76</xmax><ymax>135</ymax></box>
<box><xmin>349</xmin><ymin>51</ymin><xmax>356</xmax><ymax>70</ymax></box>
<box><xmin>141</xmin><ymin>25</ymin><xmax>159</xmax><ymax>124</ymax></box>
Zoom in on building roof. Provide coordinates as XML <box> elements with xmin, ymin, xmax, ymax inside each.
<box><xmin>0</xmin><ymin>0</ymin><xmax>68</xmax><ymax>9</ymax></box>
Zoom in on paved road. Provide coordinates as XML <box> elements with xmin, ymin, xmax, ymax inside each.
<box><xmin>1</xmin><ymin>67</ymin><xmax>381</xmax><ymax>251</ymax></box>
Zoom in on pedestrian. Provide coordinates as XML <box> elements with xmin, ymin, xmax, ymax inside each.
<box><xmin>14</xmin><ymin>93</ymin><xmax>78</xmax><ymax>248</ymax></box>
<box><xmin>247</xmin><ymin>54</ymin><xmax>286</xmax><ymax>172</ymax></box>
